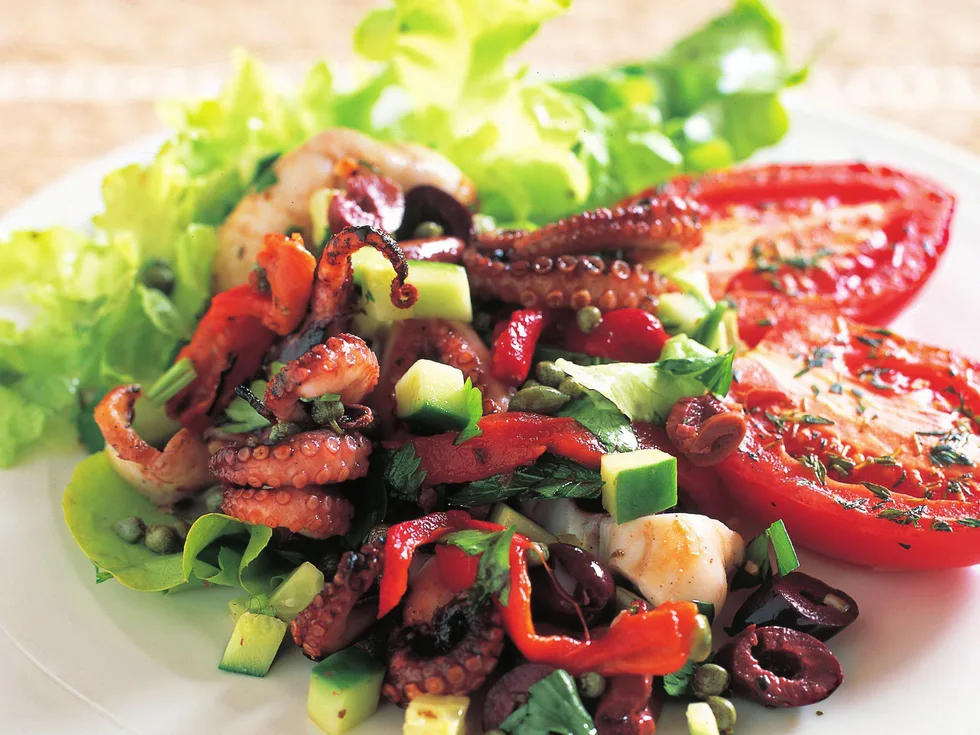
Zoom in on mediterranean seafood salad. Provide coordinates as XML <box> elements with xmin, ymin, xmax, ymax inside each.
<box><xmin>2</xmin><ymin>1</ymin><xmax>971</xmax><ymax>734</ymax></box>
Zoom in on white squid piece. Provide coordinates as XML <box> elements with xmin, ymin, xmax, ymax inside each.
<box><xmin>518</xmin><ymin>499</ymin><xmax>605</xmax><ymax>555</ymax></box>
<box><xmin>598</xmin><ymin>513</ymin><xmax>744</xmax><ymax>611</ymax></box>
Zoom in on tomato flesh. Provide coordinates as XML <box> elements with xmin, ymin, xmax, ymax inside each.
<box><xmin>717</xmin><ymin>313</ymin><xmax>980</xmax><ymax>569</ymax></box>
<box><xmin>435</xmin><ymin>543</ymin><xmax>480</xmax><ymax>593</ymax></box>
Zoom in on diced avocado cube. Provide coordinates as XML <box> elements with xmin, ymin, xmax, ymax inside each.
<box><xmin>658</xmin><ymin>292</ymin><xmax>710</xmax><ymax>336</ymax></box>
<box><xmin>360</xmin><ymin>259</ymin><xmax>472</xmax><ymax>323</ymax></box>
<box><xmin>218</xmin><ymin>612</ymin><xmax>288</xmax><ymax>677</ymax></box>
<box><xmin>395</xmin><ymin>359</ymin><xmax>472</xmax><ymax>432</ymax></box>
<box><xmin>403</xmin><ymin>695</ymin><xmax>470</xmax><ymax>735</ymax></box>
<box><xmin>488</xmin><ymin>504</ymin><xmax>558</xmax><ymax>545</ymax></box>
<box><xmin>601</xmin><ymin>448</ymin><xmax>677</xmax><ymax>524</ymax></box>
<box><xmin>686</xmin><ymin>701</ymin><xmax>721</xmax><ymax>735</ymax></box>
<box><xmin>268</xmin><ymin>562</ymin><xmax>325</xmax><ymax>623</ymax></box>
<box><xmin>308</xmin><ymin>647</ymin><xmax>385</xmax><ymax>735</ymax></box>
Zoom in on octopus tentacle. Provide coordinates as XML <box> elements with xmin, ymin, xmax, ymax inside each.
<box><xmin>463</xmin><ymin>249</ymin><xmax>665</xmax><ymax>312</ymax></box>
<box><xmin>221</xmin><ymin>485</ymin><xmax>354</xmax><ymax>539</ymax></box>
<box><xmin>291</xmin><ymin>539</ymin><xmax>386</xmax><ymax>659</ymax></box>
<box><xmin>209</xmin><ymin>429</ymin><xmax>372</xmax><ymax>489</ymax></box>
<box><xmin>265</xmin><ymin>335</ymin><xmax>380</xmax><ymax>423</ymax></box>
<box><xmin>472</xmin><ymin>198</ymin><xmax>702</xmax><ymax>258</ymax></box>
<box><xmin>279</xmin><ymin>226</ymin><xmax>418</xmax><ymax>361</ymax></box>
<box><xmin>382</xmin><ymin>597</ymin><xmax>506</xmax><ymax>707</ymax></box>
<box><xmin>373</xmin><ymin>319</ymin><xmax>514</xmax><ymax>431</ymax></box>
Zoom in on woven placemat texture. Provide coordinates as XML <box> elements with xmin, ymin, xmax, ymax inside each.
<box><xmin>1</xmin><ymin>0</ymin><xmax>977</xmax><ymax>213</ymax></box>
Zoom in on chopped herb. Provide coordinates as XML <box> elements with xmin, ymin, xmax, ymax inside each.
<box><xmin>877</xmin><ymin>505</ymin><xmax>926</xmax><ymax>526</ymax></box>
<box><xmin>869</xmin><ymin>455</ymin><xmax>898</xmax><ymax>466</ymax></box>
<box><xmin>811</xmin><ymin>385</ymin><xmax>821</xmax><ymax>397</ymax></box>
<box><xmin>862</xmin><ymin>482</ymin><xmax>892</xmax><ymax>501</ymax></box>
<box><xmin>799</xmin><ymin>454</ymin><xmax>827</xmax><ymax>485</ymax></box>
<box><xmin>931</xmin><ymin>520</ymin><xmax>953</xmax><ymax>532</ymax></box>
<box><xmin>731</xmin><ymin>519</ymin><xmax>799</xmax><ymax>590</ymax></box>
<box><xmin>956</xmin><ymin>518</ymin><xmax>980</xmax><ymax>528</ymax></box>
<box><xmin>557</xmin><ymin>390</ymin><xmax>637</xmax><ymax>453</ymax></box>
<box><xmin>899</xmin><ymin>542</ymin><xmax>912</xmax><ymax>550</ymax></box>
<box><xmin>829</xmin><ymin>382</ymin><xmax>844</xmax><ymax>395</ymax></box>
<box><xmin>794</xmin><ymin>346</ymin><xmax>836</xmax><ymax>378</ymax></box>
<box><xmin>444</xmin><ymin>526</ymin><xmax>516</xmax><ymax>607</ymax></box>
<box><xmin>663</xmin><ymin>659</ymin><xmax>698</xmax><ymax>697</ymax></box>
<box><xmin>500</xmin><ymin>669</ymin><xmax>596</xmax><ymax>735</ymax></box>
<box><xmin>765</xmin><ymin>411</ymin><xmax>786</xmax><ymax>432</ymax></box>
<box><xmin>796</xmin><ymin>413</ymin><xmax>835</xmax><ymax>426</ymax></box>
<box><xmin>144</xmin><ymin>358</ymin><xmax>197</xmax><ymax>405</ymax></box>
<box><xmin>448</xmin><ymin>454</ymin><xmax>604</xmax><ymax>507</ymax></box>
<box><xmin>694</xmin><ymin>600</ymin><xmax>715</xmax><ymax>623</ymax></box>
<box><xmin>768</xmin><ymin>519</ymin><xmax>799</xmax><ymax>576</ymax></box>
<box><xmin>869</xmin><ymin>327</ymin><xmax>893</xmax><ymax>337</ymax></box>
<box><xmin>756</xmin><ymin>318</ymin><xmax>774</xmax><ymax>327</ymax></box>
<box><xmin>827</xmin><ymin>454</ymin><xmax>855</xmax><ymax>477</ymax></box>
<box><xmin>929</xmin><ymin>439</ymin><xmax>974</xmax><ymax>468</ymax></box>
<box><xmin>856</xmin><ymin>335</ymin><xmax>883</xmax><ymax>348</ymax></box>
<box><xmin>453</xmin><ymin>378</ymin><xmax>485</xmax><ymax>445</ymax></box>
<box><xmin>836</xmin><ymin>497</ymin><xmax>868</xmax><ymax>511</ymax></box>
<box><xmin>250</xmin><ymin>152</ymin><xmax>281</xmax><ymax>193</ymax></box>
<box><xmin>859</xmin><ymin>367</ymin><xmax>893</xmax><ymax>391</ymax></box>
<box><xmin>384</xmin><ymin>444</ymin><xmax>427</xmax><ymax>502</ymax></box>
<box><xmin>893</xmin><ymin>470</ymin><xmax>907</xmax><ymax>489</ymax></box>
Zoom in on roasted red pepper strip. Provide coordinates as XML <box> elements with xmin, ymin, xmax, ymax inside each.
<box><xmin>491</xmin><ymin>308</ymin><xmax>548</xmax><ymax>385</ymax></box>
<box><xmin>250</xmin><ymin>232</ymin><xmax>317</xmax><ymax>335</ymax></box>
<box><xmin>386</xmin><ymin>413</ymin><xmax>605</xmax><ymax>487</ymax></box>
<box><xmin>563</xmin><ymin>308</ymin><xmax>669</xmax><ymax>363</ymax></box>
<box><xmin>378</xmin><ymin>512</ymin><xmax>700</xmax><ymax>677</ymax></box>
<box><xmin>626</xmin><ymin>163</ymin><xmax>955</xmax><ymax>327</ymax></box>
<box><xmin>502</xmin><ymin>536</ymin><xmax>700</xmax><ymax>676</ymax></box>
<box><xmin>168</xmin><ymin>234</ymin><xmax>315</xmax><ymax>432</ymax></box>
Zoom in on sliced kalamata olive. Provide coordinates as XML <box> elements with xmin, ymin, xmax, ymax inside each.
<box><xmin>730</xmin><ymin>571</ymin><xmax>859</xmax><ymax>642</ymax></box>
<box><xmin>715</xmin><ymin>625</ymin><xmax>843</xmax><ymax>708</ymax></box>
<box><xmin>483</xmin><ymin>663</ymin><xmax>557</xmax><ymax>730</ymax></box>
<box><xmin>396</xmin><ymin>185</ymin><xmax>474</xmax><ymax>243</ymax></box>
<box><xmin>529</xmin><ymin>543</ymin><xmax>615</xmax><ymax>625</ymax></box>
<box><xmin>328</xmin><ymin>168</ymin><xmax>405</xmax><ymax>233</ymax></box>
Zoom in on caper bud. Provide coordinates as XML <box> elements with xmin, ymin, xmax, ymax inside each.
<box><xmin>689</xmin><ymin>614</ymin><xmax>713</xmax><ymax>663</ymax></box>
<box><xmin>204</xmin><ymin>486</ymin><xmax>225</xmax><ymax>514</ymax></box>
<box><xmin>577</xmin><ymin>671</ymin><xmax>606</xmax><ymax>699</ymax></box>
<box><xmin>366</xmin><ymin>523</ymin><xmax>389</xmax><ymax>546</ymax></box>
<box><xmin>113</xmin><ymin>516</ymin><xmax>145</xmax><ymax>544</ymax></box>
<box><xmin>144</xmin><ymin>524</ymin><xmax>183</xmax><ymax>555</ymax></box>
<box><xmin>412</xmin><ymin>220</ymin><xmax>445</xmax><ymax>239</ymax></box>
<box><xmin>693</xmin><ymin>663</ymin><xmax>730</xmax><ymax>699</ymax></box>
<box><xmin>521</xmin><ymin>379</ymin><xmax>542</xmax><ymax>390</ymax></box>
<box><xmin>268</xmin><ymin>421</ymin><xmax>302</xmax><ymax>443</ymax></box>
<box><xmin>311</xmin><ymin>398</ymin><xmax>345</xmax><ymax>426</ymax></box>
<box><xmin>173</xmin><ymin>519</ymin><xmax>191</xmax><ymax>541</ymax></box>
<box><xmin>141</xmin><ymin>259</ymin><xmax>175</xmax><ymax>295</ymax></box>
<box><xmin>557</xmin><ymin>377</ymin><xmax>586</xmax><ymax>399</ymax></box>
<box><xmin>705</xmin><ymin>696</ymin><xmax>737</xmax><ymax>733</ymax></box>
<box><xmin>534</xmin><ymin>361</ymin><xmax>565</xmax><ymax>388</ymax></box>
<box><xmin>575</xmin><ymin>305</ymin><xmax>603</xmax><ymax>334</ymax></box>
<box><xmin>509</xmin><ymin>385</ymin><xmax>570</xmax><ymax>415</ymax></box>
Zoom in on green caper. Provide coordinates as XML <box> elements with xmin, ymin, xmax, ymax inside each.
<box><xmin>577</xmin><ymin>671</ymin><xmax>606</xmax><ymax>699</ymax></box>
<box><xmin>693</xmin><ymin>663</ymin><xmax>730</xmax><ymax>699</ymax></box>
<box><xmin>534</xmin><ymin>360</ymin><xmax>565</xmax><ymax>388</ymax></box>
<box><xmin>113</xmin><ymin>516</ymin><xmax>145</xmax><ymax>544</ymax></box>
<box><xmin>412</xmin><ymin>220</ymin><xmax>445</xmax><ymax>239</ymax></box>
<box><xmin>173</xmin><ymin>519</ymin><xmax>191</xmax><ymax>541</ymax></box>
<box><xmin>366</xmin><ymin>523</ymin><xmax>389</xmax><ymax>546</ymax></box>
<box><xmin>141</xmin><ymin>259</ymin><xmax>175</xmax><ymax>295</ymax></box>
<box><xmin>268</xmin><ymin>421</ymin><xmax>302</xmax><ymax>443</ymax></box>
<box><xmin>688</xmin><ymin>614</ymin><xmax>713</xmax><ymax>663</ymax></box>
<box><xmin>509</xmin><ymin>385</ymin><xmax>570</xmax><ymax>415</ymax></box>
<box><xmin>144</xmin><ymin>524</ymin><xmax>183</xmax><ymax>555</ymax></box>
<box><xmin>557</xmin><ymin>377</ymin><xmax>586</xmax><ymax>399</ymax></box>
<box><xmin>311</xmin><ymin>398</ymin><xmax>345</xmax><ymax>426</ymax></box>
<box><xmin>575</xmin><ymin>305</ymin><xmax>603</xmax><ymax>334</ymax></box>
<box><xmin>204</xmin><ymin>486</ymin><xmax>225</xmax><ymax>514</ymax></box>
<box><xmin>705</xmin><ymin>696</ymin><xmax>737</xmax><ymax>733</ymax></box>
<box><xmin>521</xmin><ymin>379</ymin><xmax>542</xmax><ymax>390</ymax></box>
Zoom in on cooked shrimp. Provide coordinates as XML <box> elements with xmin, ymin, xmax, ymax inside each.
<box><xmin>598</xmin><ymin>513</ymin><xmax>744</xmax><ymax>611</ymax></box>
<box><xmin>215</xmin><ymin>128</ymin><xmax>477</xmax><ymax>291</ymax></box>
<box><xmin>95</xmin><ymin>385</ymin><xmax>213</xmax><ymax>507</ymax></box>
<box><xmin>264</xmin><ymin>334</ymin><xmax>380</xmax><ymax>423</ymax></box>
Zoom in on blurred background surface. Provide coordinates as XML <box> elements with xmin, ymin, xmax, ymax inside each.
<box><xmin>1</xmin><ymin>0</ymin><xmax>977</xmax><ymax>211</ymax></box>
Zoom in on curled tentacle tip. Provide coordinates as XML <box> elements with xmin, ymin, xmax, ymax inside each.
<box><xmin>390</xmin><ymin>282</ymin><xmax>420</xmax><ymax>309</ymax></box>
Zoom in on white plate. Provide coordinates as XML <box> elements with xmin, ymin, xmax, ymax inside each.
<box><xmin>2</xmin><ymin>102</ymin><xmax>979</xmax><ymax>735</ymax></box>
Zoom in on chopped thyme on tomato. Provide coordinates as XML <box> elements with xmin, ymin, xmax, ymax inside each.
<box><xmin>716</xmin><ymin>312</ymin><xmax>980</xmax><ymax>569</ymax></box>
<box><xmin>628</xmin><ymin>163</ymin><xmax>955</xmax><ymax>341</ymax></box>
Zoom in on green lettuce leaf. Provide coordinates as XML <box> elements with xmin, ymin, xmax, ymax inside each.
<box><xmin>556</xmin><ymin>335</ymin><xmax>736</xmax><ymax>423</ymax></box>
<box><xmin>62</xmin><ymin>452</ymin><xmax>285</xmax><ymax>593</ymax></box>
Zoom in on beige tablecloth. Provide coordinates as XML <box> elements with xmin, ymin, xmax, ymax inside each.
<box><xmin>1</xmin><ymin>0</ymin><xmax>978</xmax><ymax>212</ymax></box>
